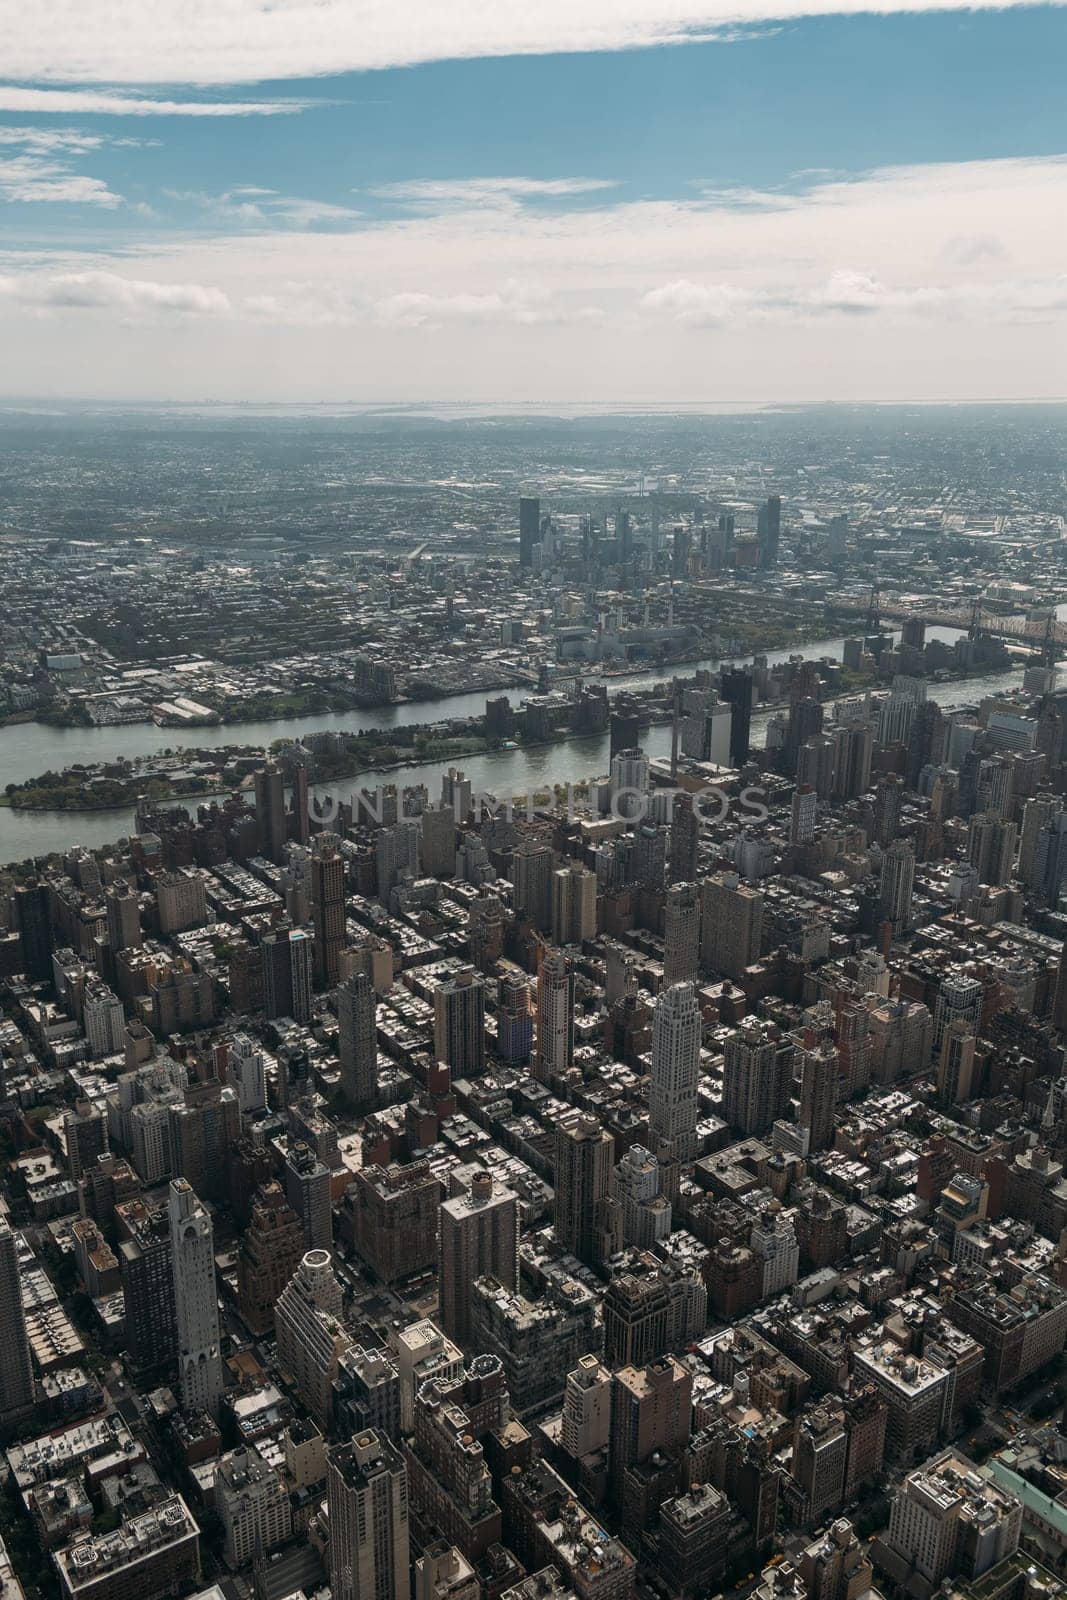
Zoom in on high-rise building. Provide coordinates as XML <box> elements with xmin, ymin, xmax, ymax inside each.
<box><xmin>338</xmin><ymin>971</ymin><xmax>378</xmax><ymax>1110</ymax></box>
<box><xmin>610</xmin><ymin>1356</ymin><xmax>693</xmax><ymax>1533</ymax></box>
<box><xmin>285</xmin><ymin>1141</ymin><xmax>332</xmax><ymax>1252</ymax></box>
<box><xmin>790</xmin><ymin>784</ymin><xmax>818</xmax><ymax>845</ymax></box>
<box><xmin>561</xmin><ymin>1354</ymin><xmax>613</xmax><ymax>1461</ymax></box>
<box><xmin>65</xmin><ymin>1102</ymin><xmax>109</xmax><ymax>1183</ymax></box>
<box><xmin>612</xmin><ymin>1145</ymin><xmax>671</xmax><ymax>1248</ymax></box>
<box><xmin>434</xmin><ymin>967</ymin><xmax>486</xmax><ymax>1077</ymax></box>
<box><xmin>937</xmin><ymin>1020</ymin><xmax>977</xmax><ymax>1104</ymax></box>
<box><xmin>438</xmin><ymin>1170</ymin><xmax>519</xmax><ymax>1345</ymax></box>
<box><xmin>328</xmin><ymin>1431</ymin><xmax>410</xmax><ymax>1600</ymax></box>
<box><xmin>610</xmin><ymin>748</ymin><xmax>650</xmax><ymax>821</ymax></box>
<box><xmin>377</xmin><ymin>820</ymin><xmax>421</xmax><ymax>904</ymax></box>
<box><xmin>884</xmin><ymin>1450</ymin><xmax>1021</xmax><ymax>1587</ymax></box>
<box><xmin>649</xmin><ymin>982</ymin><xmax>701</xmax><ymax>1165</ymax></box>
<box><xmin>311</xmin><ymin>834</ymin><xmax>347</xmax><ymax>987</ymax></box>
<box><xmin>510</xmin><ymin>841</ymin><xmax>554</xmax><ymax>931</ymax></box>
<box><xmin>722</xmin><ymin>1016</ymin><xmax>795</xmax><ymax>1136</ymax></box>
<box><xmin>663</xmin><ymin>882</ymin><xmax>701</xmax><ymax>985</ymax></box>
<box><xmin>832</xmin><ymin>721</ymin><xmax>873</xmax><ymax>801</ymax></box>
<box><xmin>519</xmin><ymin>495</ymin><xmax>542</xmax><ymax>568</ymax></box>
<box><xmin>879</xmin><ymin>839</ymin><xmax>915</xmax><ymax>938</ymax></box>
<box><xmin>497</xmin><ymin>973</ymin><xmax>534</xmax><ymax>1065</ymax></box>
<box><xmin>534</xmin><ymin>948</ymin><xmax>574</xmax><ymax>1082</ymax></box>
<box><xmin>700</xmin><ymin>872</ymin><xmax>763</xmax><ymax>980</ymax></box>
<box><xmin>216</xmin><ymin>1445</ymin><xmax>292</xmax><ymax>1569</ymax></box>
<box><xmin>554</xmin><ymin>1112</ymin><xmax>619</xmax><ymax>1268</ymax></box>
<box><xmin>0</xmin><ymin>1220</ymin><xmax>34</xmax><ymax>1422</ymax></box>
<box><xmin>933</xmin><ymin>971</ymin><xmax>983</xmax><ymax>1053</ymax></box>
<box><xmin>169</xmin><ymin>1178</ymin><xmax>225</xmax><ymax>1418</ymax></box>
<box><xmin>602</xmin><ymin>1253</ymin><xmax>707</xmax><ymax>1371</ymax></box>
<box><xmin>966</xmin><ymin>811</ymin><xmax>1017</xmax><ymax>887</ymax></box>
<box><xmin>105</xmin><ymin>878</ymin><xmax>142</xmax><ymax>954</ymax></box>
<box><xmin>254</xmin><ymin>763</ymin><xmax>288</xmax><ymax>864</ymax></box>
<box><xmin>228</xmin><ymin>1032</ymin><xmax>267</xmax><ymax>1115</ymax></box>
<box><xmin>785</xmin><ymin>698</ymin><xmax>824</xmax><ymax>777</ymax></box>
<box><xmin>237</xmin><ymin>1182</ymin><xmax>305</xmax><ymax>1337</ymax></box>
<box><xmin>791</xmin><ymin>1407</ymin><xmax>847</xmax><ymax>1526</ymax></box>
<box><xmin>799</xmin><ymin>1040</ymin><xmax>839</xmax><ymax>1153</ymax></box>
<box><xmin>551</xmin><ymin>862</ymin><xmax>597</xmax><ymax>945</ymax></box>
<box><xmin>421</xmin><ymin>806</ymin><xmax>458</xmax><ymax>878</ymax></box>
<box><xmin>276</xmin><ymin>1249</ymin><xmax>354</xmax><ymax>1427</ymax></box>
<box><xmin>118</xmin><ymin>1197</ymin><xmax>177</xmax><ymax>1373</ymax></box>
<box><xmin>262</xmin><ymin>926</ymin><xmax>313</xmax><ymax>1023</ymax></box>
<box><xmin>350</xmin><ymin>1161</ymin><xmax>443</xmax><ymax>1285</ymax></box>
<box><xmin>13</xmin><ymin>879</ymin><xmax>53</xmax><ymax>981</ymax></box>
<box><xmin>720</xmin><ymin>665</ymin><xmax>755</xmax><ymax>766</ymax></box>
<box><xmin>668</xmin><ymin>792</ymin><xmax>700</xmax><ymax>885</ymax></box>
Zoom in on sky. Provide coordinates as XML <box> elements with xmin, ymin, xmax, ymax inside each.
<box><xmin>0</xmin><ymin>0</ymin><xmax>1064</xmax><ymax>404</ymax></box>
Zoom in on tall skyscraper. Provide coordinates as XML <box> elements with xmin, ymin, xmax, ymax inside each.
<box><xmin>286</xmin><ymin>1141</ymin><xmax>332</xmax><ymax>1251</ymax></box>
<box><xmin>0</xmin><ymin>1220</ymin><xmax>34</xmax><ymax>1422</ymax></box>
<box><xmin>438</xmin><ymin>1171</ymin><xmax>518</xmax><ymax>1344</ymax></box>
<box><xmin>799</xmin><ymin>1041</ymin><xmax>839</xmax><ymax>1153</ymax></box>
<box><xmin>497</xmin><ymin>973</ymin><xmax>534</xmax><ymax>1064</ymax></box>
<box><xmin>169</xmin><ymin>1178</ymin><xmax>225</xmax><ymax>1418</ymax></box>
<box><xmin>700</xmin><ymin>872</ymin><xmax>763</xmax><ymax>980</ymax></box>
<box><xmin>311</xmin><ymin>834</ymin><xmax>347</xmax><ymax>987</ymax></box>
<box><xmin>663</xmin><ymin>882</ymin><xmax>701</xmax><ymax>985</ymax></box>
<box><xmin>966</xmin><ymin>811</ymin><xmax>1017</xmax><ymax>886</ymax></box>
<box><xmin>879</xmin><ymin>839</ymin><xmax>916</xmax><ymax>938</ymax></box>
<box><xmin>649</xmin><ymin>982</ymin><xmax>701</xmax><ymax>1165</ymax></box>
<box><xmin>757</xmin><ymin>495</ymin><xmax>781</xmax><ymax>567</ymax></box>
<box><xmin>328</xmin><ymin>1431</ymin><xmax>410</xmax><ymax>1600</ymax></box>
<box><xmin>785</xmin><ymin>697</ymin><xmax>824</xmax><ymax>777</ymax></box>
<box><xmin>551</xmin><ymin>862</ymin><xmax>597</xmax><ymax>945</ymax></box>
<box><xmin>12</xmin><ymin>879</ymin><xmax>52</xmax><ymax>981</ymax></box>
<box><xmin>105</xmin><ymin>878</ymin><xmax>142</xmax><ymax>954</ymax></box>
<box><xmin>668</xmin><ymin>792</ymin><xmax>700</xmax><ymax>885</ymax></box>
<box><xmin>720</xmin><ymin>665</ymin><xmax>754</xmax><ymax>766</ymax></box>
<box><xmin>933</xmin><ymin>971</ymin><xmax>983</xmax><ymax>1052</ymax></box>
<box><xmin>254</xmin><ymin>763</ymin><xmax>288</xmax><ymax>864</ymax></box>
<box><xmin>434</xmin><ymin>967</ymin><xmax>486</xmax><ymax>1077</ymax></box>
<box><xmin>377</xmin><ymin>820</ymin><xmax>421</xmax><ymax>905</ymax></box>
<box><xmin>722</xmin><ymin>1017</ymin><xmax>794</xmax><ymax>1137</ymax></box>
<box><xmin>510</xmin><ymin>841</ymin><xmax>554</xmax><ymax>931</ymax></box>
<box><xmin>229</xmin><ymin>1032</ymin><xmax>267</xmax><ymax>1114</ymax></box>
<box><xmin>534</xmin><ymin>948</ymin><xmax>575</xmax><ymax>1082</ymax></box>
<box><xmin>421</xmin><ymin>806</ymin><xmax>458</xmax><ymax>877</ymax></box>
<box><xmin>554</xmin><ymin>1113</ymin><xmax>618</xmax><ymax>1269</ymax></box>
<box><xmin>790</xmin><ymin>784</ymin><xmax>818</xmax><ymax>844</ymax></box>
<box><xmin>519</xmin><ymin>495</ymin><xmax>542</xmax><ymax>568</ymax></box>
<box><xmin>262</xmin><ymin>926</ymin><xmax>314</xmax><ymax>1024</ymax></box>
<box><xmin>338</xmin><ymin>970</ymin><xmax>378</xmax><ymax>1110</ymax></box>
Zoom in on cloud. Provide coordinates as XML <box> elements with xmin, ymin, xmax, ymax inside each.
<box><xmin>0</xmin><ymin>153</ymin><xmax>1062</xmax><ymax>401</ymax></box>
<box><xmin>0</xmin><ymin>152</ymin><xmax>121</xmax><ymax>206</ymax></box>
<box><xmin>0</xmin><ymin>269</ymin><xmax>230</xmax><ymax>313</ymax></box>
<box><xmin>371</xmin><ymin>177</ymin><xmax>619</xmax><ymax>209</ymax></box>
<box><xmin>0</xmin><ymin>0</ymin><xmax>1061</xmax><ymax>86</ymax></box>
<box><xmin>0</xmin><ymin>86</ymin><xmax>306</xmax><ymax>116</ymax></box>
<box><xmin>169</xmin><ymin>186</ymin><xmax>362</xmax><ymax>227</ymax></box>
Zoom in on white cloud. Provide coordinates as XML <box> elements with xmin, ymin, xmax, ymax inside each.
<box><xmin>0</xmin><ymin>86</ymin><xmax>306</xmax><ymax>116</ymax></box>
<box><xmin>0</xmin><ymin>152</ymin><xmax>121</xmax><ymax>206</ymax></box>
<box><xmin>0</xmin><ymin>153</ymin><xmax>1062</xmax><ymax>400</ymax></box>
<box><xmin>0</xmin><ymin>269</ymin><xmax>230</xmax><ymax>313</ymax></box>
<box><xmin>372</xmin><ymin>177</ymin><xmax>619</xmax><ymax>209</ymax></box>
<box><xmin>0</xmin><ymin>0</ymin><xmax>1060</xmax><ymax>86</ymax></box>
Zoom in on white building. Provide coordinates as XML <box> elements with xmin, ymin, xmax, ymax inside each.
<box><xmin>169</xmin><ymin>1179</ymin><xmax>225</xmax><ymax>1419</ymax></box>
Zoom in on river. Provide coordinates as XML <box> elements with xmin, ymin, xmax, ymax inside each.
<box><xmin>0</xmin><ymin>626</ymin><xmax>1025</xmax><ymax>862</ymax></box>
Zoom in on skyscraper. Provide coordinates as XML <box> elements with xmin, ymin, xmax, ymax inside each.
<box><xmin>0</xmin><ymin>1220</ymin><xmax>34</xmax><ymax>1422</ymax></box>
<box><xmin>510</xmin><ymin>841</ymin><xmax>554</xmax><ymax>931</ymax></box>
<box><xmin>311</xmin><ymin>834</ymin><xmax>346</xmax><ymax>987</ymax></box>
<box><xmin>722</xmin><ymin>1016</ymin><xmax>795</xmax><ymax>1136</ymax></box>
<box><xmin>376</xmin><ymin>820</ymin><xmax>421</xmax><ymax>905</ymax></box>
<box><xmin>551</xmin><ymin>862</ymin><xmax>597</xmax><ymax>945</ymax></box>
<box><xmin>554</xmin><ymin>1113</ymin><xmax>618</xmax><ymax>1269</ymax></box>
<box><xmin>649</xmin><ymin>982</ymin><xmax>701</xmax><ymax>1165</ymax></box>
<box><xmin>169</xmin><ymin>1178</ymin><xmax>225</xmax><ymax>1418</ymax></box>
<box><xmin>12</xmin><ymin>879</ymin><xmax>52</xmax><ymax>981</ymax></box>
<box><xmin>663</xmin><ymin>882</ymin><xmax>701</xmax><ymax>985</ymax></box>
<box><xmin>790</xmin><ymin>784</ymin><xmax>818</xmax><ymax>845</ymax></box>
<box><xmin>262</xmin><ymin>926</ymin><xmax>314</xmax><ymax>1024</ymax></box>
<box><xmin>497</xmin><ymin>973</ymin><xmax>534</xmax><ymax>1065</ymax></box>
<box><xmin>286</xmin><ymin>1141</ymin><xmax>332</xmax><ymax>1252</ymax></box>
<box><xmin>519</xmin><ymin>495</ymin><xmax>542</xmax><ymax>568</ymax></box>
<box><xmin>933</xmin><ymin>971</ymin><xmax>983</xmax><ymax>1053</ymax></box>
<box><xmin>799</xmin><ymin>1040</ymin><xmax>839</xmax><ymax>1153</ymax></box>
<box><xmin>254</xmin><ymin>763</ymin><xmax>288</xmax><ymax>864</ymax></box>
<box><xmin>700</xmin><ymin>872</ymin><xmax>763</xmax><ymax>979</ymax></box>
<box><xmin>879</xmin><ymin>839</ymin><xmax>915</xmax><ymax>938</ymax></box>
<box><xmin>757</xmin><ymin>495</ymin><xmax>781</xmax><ymax>567</ymax></box>
<box><xmin>105</xmin><ymin>878</ymin><xmax>142</xmax><ymax>954</ymax></box>
<box><xmin>720</xmin><ymin>665</ymin><xmax>754</xmax><ymax>766</ymax></box>
<box><xmin>328</xmin><ymin>1431</ymin><xmax>410</xmax><ymax>1600</ymax></box>
<box><xmin>434</xmin><ymin>967</ymin><xmax>486</xmax><ymax>1077</ymax></box>
<box><xmin>229</xmin><ymin>1032</ymin><xmax>267</xmax><ymax>1114</ymax></box>
<box><xmin>338</xmin><ymin>970</ymin><xmax>378</xmax><ymax>1110</ymax></box>
<box><xmin>438</xmin><ymin>1171</ymin><xmax>518</xmax><ymax>1345</ymax></box>
<box><xmin>668</xmin><ymin>792</ymin><xmax>700</xmax><ymax>885</ymax></box>
<box><xmin>421</xmin><ymin>806</ymin><xmax>458</xmax><ymax>878</ymax></box>
<box><xmin>534</xmin><ymin>948</ymin><xmax>575</xmax><ymax>1082</ymax></box>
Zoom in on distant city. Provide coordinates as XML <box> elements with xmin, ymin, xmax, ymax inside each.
<box><xmin>0</xmin><ymin>402</ymin><xmax>1066</xmax><ymax>1600</ymax></box>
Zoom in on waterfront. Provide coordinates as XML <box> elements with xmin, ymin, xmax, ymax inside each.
<box><xmin>0</xmin><ymin>626</ymin><xmax>1025</xmax><ymax>863</ymax></box>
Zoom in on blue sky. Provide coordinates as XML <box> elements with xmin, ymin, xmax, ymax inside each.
<box><xmin>0</xmin><ymin>2</ymin><xmax>1064</xmax><ymax>401</ymax></box>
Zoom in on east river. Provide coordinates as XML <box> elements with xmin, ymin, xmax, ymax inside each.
<box><xmin>0</xmin><ymin>627</ymin><xmax>1025</xmax><ymax>863</ymax></box>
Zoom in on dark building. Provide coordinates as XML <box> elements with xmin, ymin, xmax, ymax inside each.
<box><xmin>519</xmin><ymin>496</ymin><xmax>542</xmax><ymax>568</ymax></box>
<box><xmin>720</xmin><ymin>666</ymin><xmax>754</xmax><ymax>767</ymax></box>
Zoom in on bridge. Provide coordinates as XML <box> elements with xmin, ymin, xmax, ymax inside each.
<box><xmin>835</xmin><ymin>598</ymin><xmax>1067</xmax><ymax>657</ymax></box>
